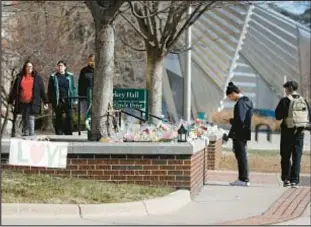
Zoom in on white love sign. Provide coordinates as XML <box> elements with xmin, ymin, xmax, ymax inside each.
<box><xmin>9</xmin><ymin>138</ymin><xmax>68</xmax><ymax>168</ymax></box>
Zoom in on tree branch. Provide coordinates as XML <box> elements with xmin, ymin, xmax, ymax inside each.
<box><xmin>113</xmin><ymin>26</ymin><xmax>147</xmax><ymax>52</ymax></box>
<box><xmin>84</xmin><ymin>0</ymin><xmax>101</xmax><ymax>20</ymax></box>
<box><xmin>167</xmin><ymin>1</ymin><xmax>216</xmax><ymax>50</ymax></box>
<box><xmin>119</xmin><ymin>13</ymin><xmax>148</xmax><ymax>40</ymax></box>
<box><xmin>159</xmin><ymin>2</ymin><xmax>176</xmax><ymax>50</ymax></box>
<box><xmin>136</xmin><ymin>3</ymin><xmax>154</xmax><ymax>43</ymax></box>
<box><xmin>161</xmin><ymin>3</ymin><xmax>190</xmax><ymax>53</ymax></box>
<box><xmin>142</xmin><ymin>2</ymin><xmax>159</xmax><ymax>47</ymax></box>
<box><xmin>85</xmin><ymin>0</ymin><xmax>125</xmax><ymax>24</ymax></box>
<box><xmin>150</xmin><ymin>2</ymin><xmax>160</xmax><ymax>48</ymax></box>
<box><xmin>127</xmin><ymin>1</ymin><xmax>171</xmax><ymax>19</ymax></box>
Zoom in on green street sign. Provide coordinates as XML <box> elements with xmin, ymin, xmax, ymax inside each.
<box><xmin>113</xmin><ymin>88</ymin><xmax>149</xmax><ymax>121</ymax></box>
<box><xmin>113</xmin><ymin>89</ymin><xmax>146</xmax><ymax>102</ymax></box>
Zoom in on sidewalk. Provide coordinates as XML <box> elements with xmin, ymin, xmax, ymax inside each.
<box><xmin>3</xmin><ymin>171</ymin><xmax>310</xmax><ymax>225</ymax></box>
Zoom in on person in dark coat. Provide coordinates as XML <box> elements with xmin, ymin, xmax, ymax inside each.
<box><xmin>275</xmin><ymin>81</ymin><xmax>311</xmax><ymax>188</ymax></box>
<box><xmin>78</xmin><ymin>54</ymin><xmax>94</xmax><ymax>116</ymax></box>
<box><xmin>226</xmin><ymin>82</ymin><xmax>254</xmax><ymax>186</ymax></box>
<box><xmin>48</xmin><ymin>60</ymin><xmax>77</xmax><ymax>135</ymax></box>
<box><xmin>8</xmin><ymin>60</ymin><xmax>48</xmax><ymax>136</ymax></box>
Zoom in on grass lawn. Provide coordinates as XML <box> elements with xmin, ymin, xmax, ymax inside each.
<box><xmin>220</xmin><ymin>149</ymin><xmax>311</xmax><ymax>174</ymax></box>
<box><xmin>1</xmin><ymin>170</ymin><xmax>175</xmax><ymax>204</ymax></box>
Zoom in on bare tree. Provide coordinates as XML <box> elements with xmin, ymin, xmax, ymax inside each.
<box><xmin>117</xmin><ymin>1</ymin><xmax>220</xmax><ymax>121</ymax></box>
<box><xmin>1</xmin><ymin>68</ymin><xmax>17</xmax><ymax>136</ymax></box>
<box><xmin>120</xmin><ymin>1</ymin><xmax>253</xmax><ymax>121</ymax></box>
<box><xmin>114</xmin><ymin>15</ymin><xmax>146</xmax><ymax>89</ymax></box>
<box><xmin>2</xmin><ymin>1</ymin><xmax>95</xmax><ymax>133</ymax></box>
<box><xmin>84</xmin><ymin>0</ymin><xmax>125</xmax><ymax>140</ymax></box>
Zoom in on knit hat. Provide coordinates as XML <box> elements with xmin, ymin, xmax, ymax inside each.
<box><xmin>226</xmin><ymin>82</ymin><xmax>240</xmax><ymax>95</ymax></box>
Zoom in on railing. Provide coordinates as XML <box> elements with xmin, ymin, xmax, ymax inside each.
<box><xmin>11</xmin><ymin>96</ymin><xmax>168</xmax><ymax>137</ymax></box>
<box><xmin>131</xmin><ymin>108</ymin><xmax>169</xmax><ymax>123</ymax></box>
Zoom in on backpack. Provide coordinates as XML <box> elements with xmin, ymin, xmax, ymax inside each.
<box><xmin>285</xmin><ymin>94</ymin><xmax>309</xmax><ymax>128</ymax></box>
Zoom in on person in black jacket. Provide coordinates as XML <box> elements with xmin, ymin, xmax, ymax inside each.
<box><xmin>226</xmin><ymin>82</ymin><xmax>254</xmax><ymax>186</ymax></box>
<box><xmin>275</xmin><ymin>81</ymin><xmax>311</xmax><ymax>188</ymax></box>
<box><xmin>78</xmin><ymin>54</ymin><xmax>94</xmax><ymax>116</ymax></box>
<box><xmin>48</xmin><ymin>60</ymin><xmax>77</xmax><ymax>135</ymax></box>
<box><xmin>8</xmin><ymin>60</ymin><xmax>48</xmax><ymax>136</ymax></box>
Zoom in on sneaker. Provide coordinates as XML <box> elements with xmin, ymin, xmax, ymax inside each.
<box><xmin>230</xmin><ymin>180</ymin><xmax>250</xmax><ymax>187</ymax></box>
<box><xmin>291</xmin><ymin>183</ymin><xmax>299</xmax><ymax>188</ymax></box>
<box><xmin>283</xmin><ymin>180</ymin><xmax>291</xmax><ymax>187</ymax></box>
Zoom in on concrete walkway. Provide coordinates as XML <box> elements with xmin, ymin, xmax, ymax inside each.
<box><xmin>3</xmin><ymin>171</ymin><xmax>310</xmax><ymax>225</ymax></box>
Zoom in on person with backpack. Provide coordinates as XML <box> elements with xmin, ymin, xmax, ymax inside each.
<box><xmin>275</xmin><ymin>81</ymin><xmax>311</xmax><ymax>188</ymax></box>
<box><xmin>226</xmin><ymin>82</ymin><xmax>254</xmax><ymax>186</ymax></box>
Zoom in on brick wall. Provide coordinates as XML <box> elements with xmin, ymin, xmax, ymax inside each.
<box><xmin>206</xmin><ymin>139</ymin><xmax>223</xmax><ymax>171</ymax></box>
<box><xmin>1</xmin><ymin>152</ymin><xmax>197</xmax><ymax>195</ymax></box>
<box><xmin>1</xmin><ymin>139</ymin><xmax>223</xmax><ymax>196</ymax></box>
<box><xmin>190</xmin><ymin>149</ymin><xmax>205</xmax><ymax>197</ymax></box>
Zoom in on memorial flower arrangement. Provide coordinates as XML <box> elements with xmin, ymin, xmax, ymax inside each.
<box><xmin>119</xmin><ymin>118</ymin><xmax>224</xmax><ymax>143</ymax></box>
<box><xmin>123</xmin><ymin>122</ymin><xmax>178</xmax><ymax>142</ymax></box>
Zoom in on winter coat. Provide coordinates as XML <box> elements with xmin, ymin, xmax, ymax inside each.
<box><xmin>8</xmin><ymin>71</ymin><xmax>48</xmax><ymax>115</ymax></box>
<box><xmin>47</xmin><ymin>71</ymin><xmax>77</xmax><ymax>109</ymax></box>
<box><xmin>228</xmin><ymin>96</ymin><xmax>254</xmax><ymax>141</ymax></box>
<box><xmin>78</xmin><ymin>65</ymin><xmax>94</xmax><ymax>97</ymax></box>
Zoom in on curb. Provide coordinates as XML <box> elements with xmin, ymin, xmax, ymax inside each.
<box><xmin>2</xmin><ymin>190</ymin><xmax>190</xmax><ymax>218</ymax></box>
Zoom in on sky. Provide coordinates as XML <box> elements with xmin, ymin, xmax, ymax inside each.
<box><xmin>273</xmin><ymin>1</ymin><xmax>311</xmax><ymax>15</ymax></box>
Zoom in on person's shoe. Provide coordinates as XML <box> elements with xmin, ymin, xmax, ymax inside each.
<box><xmin>291</xmin><ymin>183</ymin><xmax>299</xmax><ymax>188</ymax></box>
<box><xmin>230</xmin><ymin>179</ymin><xmax>250</xmax><ymax>187</ymax></box>
<box><xmin>283</xmin><ymin>180</ymin><xmax>291</xmax><ymax>187</ymax></box>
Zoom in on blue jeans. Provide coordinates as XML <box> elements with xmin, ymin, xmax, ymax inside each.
<box><xmin>20</xmin><ymin>103</ymin><xmax>35</xmax><ymax>136</ymax></box>
<box><xmin>280</xmin><ymin>128</ymin><xmax>304</xmax><ymax>184</ymax></box>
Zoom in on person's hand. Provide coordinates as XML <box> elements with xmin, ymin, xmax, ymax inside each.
<box><xmin>43</xmin><ymin>104</ymin><xmax>49</xmax><ymax>111</ymax></box>
<box><xmin>223</xmin><ymin>118</ymin><xmax>233</xmax><ymax>124</ymax></box>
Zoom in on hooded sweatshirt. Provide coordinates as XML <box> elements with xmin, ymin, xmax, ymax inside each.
<box><xmin>229</xmin><ymin>96</ymin><xmax>254</xmax><ymax>141</ymax></box>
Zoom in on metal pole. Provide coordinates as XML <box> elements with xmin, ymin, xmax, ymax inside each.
<box><xmin>78</xmin><ymin>98</ymin><xmax>81</xmax><ymax>136</ymax></box>
<box><xmin>296</xmin><ymin>26</ymin><xmax>304</xmax><ymax>96</ymax></box>
<box><xmin>184</xmin><ymin>6</ymin><xmax>192</xmax><ymax>122</ymax></box>
<box><xmin>284</xmin><ymin>75</ymin><xmax>287</xmax><ymax>97</ymax></box>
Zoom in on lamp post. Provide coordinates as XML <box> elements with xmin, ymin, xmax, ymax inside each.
<box><xmin>184</xmin><ymin>6</ymin><xmax>192</xmax><ymax>122</ymax></box>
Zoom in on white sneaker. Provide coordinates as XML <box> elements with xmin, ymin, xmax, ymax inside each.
<box><xmin>230</xmin><ymin>179</ymin><xmax>250</xmax><ymax>187</ymax></box>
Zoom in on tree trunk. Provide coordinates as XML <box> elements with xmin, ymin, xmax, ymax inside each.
<box><xmin>146</xmin><ymin>48</ymin><xmax>164</xmax><ymax>124</ymax></box>
<box><xmin>90</xmin><ymin>22</ymin><xmax>115</xmax><ymax>141</ymax></box>
<box><xmin>1</xmin><ymin>107</ymin><xmax>10</xmax><ymax>136</ymax></box>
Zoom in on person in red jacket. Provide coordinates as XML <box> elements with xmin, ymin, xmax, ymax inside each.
<box><xmin>8</xmin><ymin>60</ymin><xmax>48</xmax><ymax>136</ymax></box>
